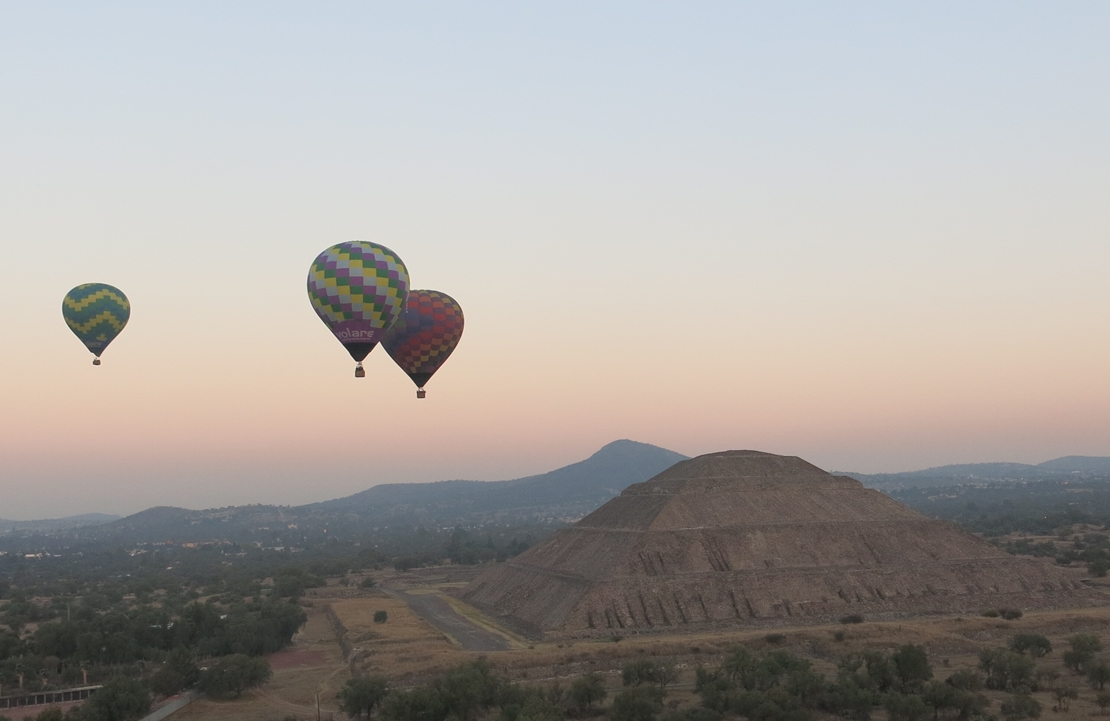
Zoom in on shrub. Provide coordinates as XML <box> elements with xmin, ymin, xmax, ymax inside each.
<box><xmin>764</xmin><ymin>634</ymin><xmax>786</xmax><ymax>645</ymax></box>
<box><xmin>832</xmin><ymin>631</ymin><xmax>845</xmax><ymax>642</ymax></box>
<box><xmin>608</xmin><ymin>687</ymin><xmax>664</xmax><ymax>721</ymax></box>
<box><xmin>945</xmin><ymin>669</ymin><xmax>983</xmax><ymax>691</ymax></box>
<box><xmin>884</xmin><ymin>691</ymin><xmax>930</xmax><ymax>721</ymax></box>
<box><xmin>360</xmin><ymin>577</ymin><xmax>377</xmax><ymax>589</ymax></box>
<box><xmin>1000</xmin><ymin>693</ymin><xmax>1041</xmax><ymax>720</ymax></box>
<box><xmin>374</xmin><ymin>610</ymin><xmax>388</xmax><ymax>624</ymax></box>
<box><xmin>1009</xmin><ymin>634</ymin><xmax>1052</xmax><ymax>657</ymax></box>
<box><xmin>999</xmin><ymin>608</ymin><xmax>1023</xmax><ymax>621</ymax></box>
<box><xmin>839</xmin><ymin>614</ymin><xmax>864</xmax><ymax>624</ymax></box>
<box><xmin>981</xmin><ymin>609</ymin><xmax>1001</xmax><ymax>618</ymax></box>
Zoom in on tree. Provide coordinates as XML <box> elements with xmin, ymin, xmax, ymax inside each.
<box><xmin>1070</xmin><ymin>634</ymin><xmax>1103</xmax><ymax>655</ymax></box>
<box><xmin>922</xmin><ymin>680</ymin><xmax>957</xmax><ymax>719</ymax></box>
<box><xmin>338</xmin><ymin>676</ymin><xmax>389</xmax><ymax>719</ymax></box>
<box><xmin>149</xmin><ymin>648</ymin><xmax>200</xmax><ymax>697</ymax></box>
<box><xmin>80</xmin><ymin>677</ymin><xmax>152</xmax><ymax>721</ymax></box>
<box><xmin>819</xmin><ymin>678</ymin><xmax>875</xmax><ymax>719</ymax></box>
<box><xmin>1000</xmin><ymin>694</ymin><xmax>1041</xmax><ymax>721</ymax></box>
<box><xmin>569</xmin><ymin>672</ymin><xmax>607</xmax><ymax>715</ymax></box>
<box><xmin>622</xmin><ymin>660</ymin><xmax>678</xmax><ymax>692</ymax></box>
<box><xmin>884</xmin><ymin>693</ymin><xmax>929</xmax><ymax>721</ymax></box>
<box><xmin>892</xmin><ymin>645</ymin><xmax>932</xmax><ymax>692</ymax></box>
<box><xmin>608</xmin><ymin>687</ymin><xmax>664</xmax><ymax>721</ymax></box>
<box><xmin>379</xmin><ymin>660</ymin><xmax>502</xmax><ymax>721</ymax></box>
<box><xmin>1009</xmin><ymin>634</ymin><xmax>1052</xmax><ymax>658</ymax></box>
<box><xmin>979</xmin><ymin>649</ymin><xmax>1037</xmax><ymax>692</ymax></box>
<box><xmin>500</xmin><ymin>686</ymin><xmax>563</xmax><ymax>721</ymax></box>
<box><xmin>1091</xmin><ymin>662</ymin><xmax>1110</xmax><ymax>690</ymax></box>
<box><xmin>1097</xmin><ymin>690</ymin><xmax>1110</xmax><ymax>715</ymax></box>
<box><xmin>945</xmin><ymin>669</ymin><xmax>983</xmax><ymax>691</ymax></box>
<box><xmin>197</xmin><ymin>654</ymin><xmax>272</xmax><ymax>698</ymax></box>
<box><xmin>1052</xmin><ymin>686</ymin><xmax>1078</xmax><ymax>712</ymax></box>
<box><xmin>374</xmin><ymin>610</ymin><xmax>388</xmax><ymax>624</ymax></box>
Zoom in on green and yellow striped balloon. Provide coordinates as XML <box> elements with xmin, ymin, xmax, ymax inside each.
<box><xmin>62</xmin><ymin>283</ymin><xmax>130</xmax><ymax>365</ymax></box>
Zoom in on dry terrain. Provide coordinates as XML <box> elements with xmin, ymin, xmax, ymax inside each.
<box><xmin>170</xmin><ymin>599</ymin><xmax>350</xmax><ymax>721</ymax></box>
<box><xmin>176</xmin><ymin>564</ymin><xmax>1110</xmax><ymax>720</ymax></box>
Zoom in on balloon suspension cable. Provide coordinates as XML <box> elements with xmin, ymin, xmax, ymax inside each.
<box><xmin>92</xmin><ymin>357</ymin><xmax>101</xmax><ymax>366</ymax></box>
<box><xmin>354</xmin><ymin>362</ymin><xmax>365</xmax><ymax>378</ymax></box>
<box><xmin>416</xmin><ymin>388</ymin><xmax>426</xmax><ymax>399</ymax></box>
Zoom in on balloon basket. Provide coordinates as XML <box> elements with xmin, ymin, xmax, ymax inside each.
<box><xmin>416</xmin><ymin>388</ymin><xmax>426</xmax><ymax>399</ymax></box>
<box><xmin>92</xmin><ymin>358</ymin><xmax>101</xmax><ymax>366</ymax></box>
<box><xmin>354</xmin><ymin>363</ymin><xmax>365</xmax><ymax>378</ymax></box>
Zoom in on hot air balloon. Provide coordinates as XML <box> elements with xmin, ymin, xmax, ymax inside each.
<box><xmin>62</xmin><ymin>283</ymin><xmax>131</xmax><ymax>365</ymax></box>
<box><xmin>382</xmin><ymin>290</ymin><xmax>464</xmax><ymax>398</ymax></box>
<box><xmin>307</xmin><ymin>241</ymin><xmax>409</xmax><ymax>377</ymax></box>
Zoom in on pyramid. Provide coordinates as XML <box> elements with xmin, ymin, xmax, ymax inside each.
<box><xmin>461</xmin><ymin>451</ymin><xmax>1099</xmax><ymax>635</ymax></box>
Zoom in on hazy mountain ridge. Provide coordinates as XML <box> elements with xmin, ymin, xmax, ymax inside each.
<box><xmin>842</xmin><ymin>455</ymin><xmax>1110</xmax><ymax>490</ymax></box>
<box><xmin>19</xmin><ymin>440</ymin><xmax>687</xmax><ymax>546</ymax></box>
<box><xmin>313</xmin><ymin>439</ymin><xmax>688</xmax><ymax>514</ymax></box>
<box><xmin>0</xmin><ymin>513</ymin><xmax>119</xmax><ymax>534</ymax></box>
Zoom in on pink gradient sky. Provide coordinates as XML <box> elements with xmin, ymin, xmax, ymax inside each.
<box><xmin>2</xmin><ymin>3</ymin><xmax>1109</xmax><ymax>518</ymax></box>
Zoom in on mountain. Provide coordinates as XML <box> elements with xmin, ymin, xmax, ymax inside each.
<box><xmin>843</xmin><ymin>456</ymin><xmax>1110</xmax><ymax>490</ymax></box>
<box><xmin>1038</xmin><ymin>456</ymin><xmax>1110</xmax><ymax>474</ymax></box>
<box><xmin>0</xmin><ymin>513</ymin><xmax>119</xmax><ymax>534</ymax></box>
<box><xmin>28</xmin><ymin>440</ymin><xmax>687</xmax><ymax>547</ymax></box>
<box><xmin>313</xmin><ymin>439</ymin><xmax>689</xmax><ymax>520</ymax></box>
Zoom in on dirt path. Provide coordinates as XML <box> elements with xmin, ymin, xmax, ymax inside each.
<box><xmin>390</xmin><ymin>590</ymin><xmax>511</xmax><ymax>652</ymax></box>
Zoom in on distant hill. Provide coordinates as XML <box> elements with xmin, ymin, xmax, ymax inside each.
<box><xmin>48</xmin><ymin>440</ymin><xmax>687</xmax><ymax>546</ymax></box>
<box><xmin>0</xmin><ymin>513</ymin><xmax>119</xmax><ymax>534</ymax></box>
<box><xmin>313</xmin><ymin>439</ymin><xmax>689</xmax><ymax>520</ymax></box>
<box><xmin>842</xmin><ymin>455</ymin><xmax>1110</xmax><ymax>490</ymax></box>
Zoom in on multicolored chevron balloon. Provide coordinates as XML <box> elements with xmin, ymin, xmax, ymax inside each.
<box><xmin>382</xmin><ymin>289</ymin><xmax>464</xmax><ymax>398</ymax></box>
<box><xmin>62</xmin><ymin>283</ymin><xmax>130</xmax><ymax>365</ymax></box>
<box><xmin>307</xmin><ymin>241</ymin><xmax>409</xmax><ymax>376</ymax></box>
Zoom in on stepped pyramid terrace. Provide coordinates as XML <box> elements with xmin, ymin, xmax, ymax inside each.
<box><xmin>460</xmin><ymin>451</ymin><xmax>1100</xmax><ymax>636</ymax></box>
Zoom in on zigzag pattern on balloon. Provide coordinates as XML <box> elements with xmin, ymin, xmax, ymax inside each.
<box><xmin>63</xmin><ymin>287</ymin><xmax>129</xmax><ymax>313</ymax></box>
<box><xmin>65</xmin><ymin>310</ymin><xmax>128</xmax><ymax>335</ymax></box>
<box><xmin>62</xmin><ymin>283</ymin><xmax>130</xmax><ymax>355</ymax></box>
<box><xmin>382</xmin><ymin>290</ymin><xmax>464</xmax><ymax>385</ymax></box>
<box><xmin>307</xmin><ymin>242</ymin><xmax>408</xmax><ymax>325</ymax></box>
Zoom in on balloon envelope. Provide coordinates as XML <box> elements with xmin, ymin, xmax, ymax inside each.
<box><xmin>382</xmin><ymin>289</ymin><xmax>464</xmax><ymax>390</ymax></box>
<box><xmin>307</xmin><ymin>241</ymin><xmax>409</xmax><ymax>362</ymax></box>
<box><xmin>62</xmin><ymin>283</ymin><xmax>130</xmax><ymax>358</ymax></box>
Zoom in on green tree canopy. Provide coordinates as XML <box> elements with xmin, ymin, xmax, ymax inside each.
<box><xmin>338</xmin><ymin>676</ymin><xmax>389</xmax><ymax>719</ymax></box>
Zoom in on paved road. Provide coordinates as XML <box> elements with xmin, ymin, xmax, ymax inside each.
<box><xmin>393</xmin><ymin>591</ymin><xmax>511</xmax><ymax>652</ymax></box>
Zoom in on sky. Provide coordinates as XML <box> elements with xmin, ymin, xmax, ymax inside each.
<box><xmin>1</xmin><ymin>2</ymin><xmax>1109</xmax><ymax>519</ymax></box>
